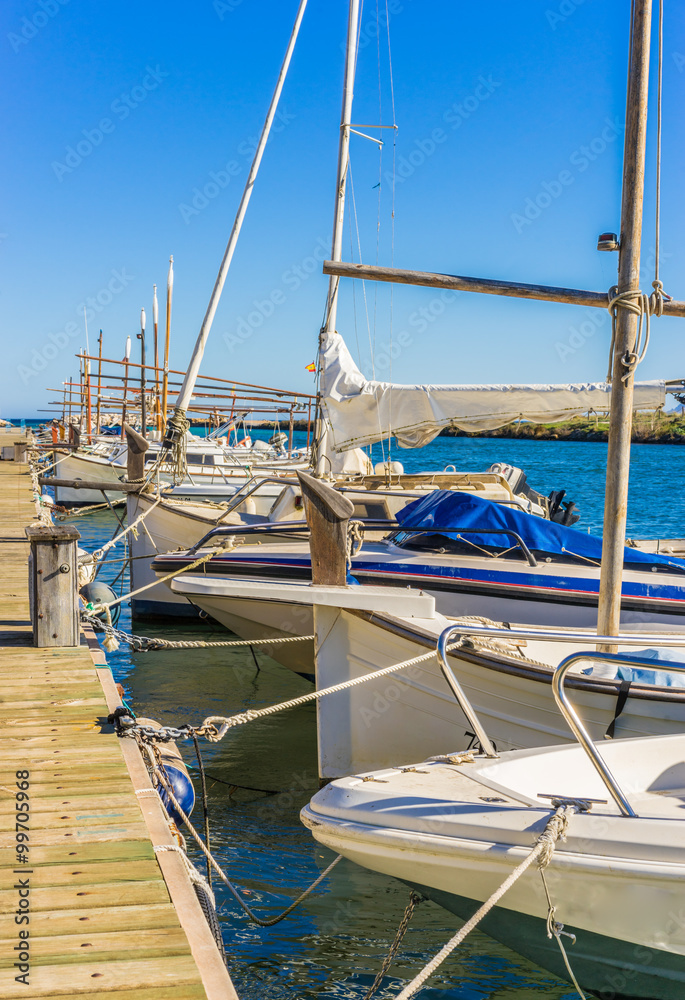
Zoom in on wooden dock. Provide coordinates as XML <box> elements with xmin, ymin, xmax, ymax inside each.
<box><xmin>0</xmin><ymin>438</ymin><xmax>237</xmax><ymax>999</ymax></box>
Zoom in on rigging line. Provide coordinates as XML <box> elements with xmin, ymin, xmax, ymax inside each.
<box><xmin>348</xmin><ymin>175</ymin><xmax>363</xmax><ymax>367</ymax></box>
<box><xmin>348</xmin><ymin>163</ymin><xmax>376</xmax><ymax>380</ymax></box>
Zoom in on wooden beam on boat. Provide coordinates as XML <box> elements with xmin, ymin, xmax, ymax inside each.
<box><xmin>38</xmin><ymin>476</ymin><xmax>144</xmax><ymax>493</ymax></box>
<box><xmin>323</xmin><ymin>260</ymin><xmax>685</xmax><ymax>318</ymax></box>
<box><xmin>297</xmin><ymin>470</ymin><xmax>354</xmax><ymax>587</ymax></box>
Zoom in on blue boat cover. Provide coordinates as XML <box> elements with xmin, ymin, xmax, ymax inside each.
<box><xmin>395</xmin><ymin>490</ymin><xmax>685</xmax><ymax>574</ymax></box>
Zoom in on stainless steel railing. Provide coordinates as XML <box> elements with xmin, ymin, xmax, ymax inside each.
<box><xmin>437</xmin><ymin>621</ymin><xmax>685</xmax><ymax>817</ymax></box>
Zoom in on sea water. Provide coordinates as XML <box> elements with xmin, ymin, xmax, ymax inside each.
<box><xmin>66</xmin><ymin>433</ymin><xmax>685</xmax><ymax>999</ymax></box>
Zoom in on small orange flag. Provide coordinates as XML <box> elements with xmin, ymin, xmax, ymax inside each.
<box><xmin>305</xmin><ymin>362</ymin><xmax>316</xmax><ymax>372</ymax></box>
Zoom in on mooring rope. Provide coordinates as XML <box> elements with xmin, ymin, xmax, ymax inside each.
<box><xmin>393</xmin><ymin>805</ymin><xmax>580</xmax><ymax>1000</ymax></box>
<box><xmin>137</xmin><ymin>734</ymin><xmax>342</xmax><ymax>926</ymax></box>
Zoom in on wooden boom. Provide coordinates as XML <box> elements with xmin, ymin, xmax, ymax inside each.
<box><xmin>323</xmin><ymin>260</ymin><xmax>685</xmax><ymax>318</ymax></box>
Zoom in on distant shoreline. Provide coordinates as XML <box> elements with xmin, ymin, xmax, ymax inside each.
<box><xmin>234</xmin><ymin>414</ymin><xmax>685</xmax><ymax>445</ymax></box>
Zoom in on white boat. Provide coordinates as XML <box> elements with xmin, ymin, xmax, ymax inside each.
<box><xmin>301</xmin><ymin>647</ymin><xmax>685</xmax><ymax>999</ymax></box>
<box><xmin>133</xmin><ymin>462</ymin><xmax>559</xmax><ymax>617</ymax></box>
<box><xmin>49</xmin><ymin>432</ymin><xmax>309</xmax><ymax>505</ymax></box>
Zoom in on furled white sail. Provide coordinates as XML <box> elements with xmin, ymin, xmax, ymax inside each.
<box><xmin>320</xmin><ymin>332</ymin><xmax>666</xmax><ymax>452</ymax></box>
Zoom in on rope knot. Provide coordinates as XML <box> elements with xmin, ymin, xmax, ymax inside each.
<box><xmin>535</xmin><ymin>805</ymin><xmax>570</xmax><ymax>870</ymax></box>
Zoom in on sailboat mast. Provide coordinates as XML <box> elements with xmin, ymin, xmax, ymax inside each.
<box><xmin>597</xmin><ymin>0</ymin><xmax>652</xmax><ymax>647</ymax></box>
<box><xmin>323</xmin><ymin>0</ymin><xmax>360</xmax><ymax>338</ymax></box>
<box><xmin>163</xmin><ymin>0</ymin><xmax>309</xmax><ymax>453</ymax></box>
<box><xmin>314</xmin><ymin>0</ymin><xmax>361</xmax><ymax>475</ymax></box>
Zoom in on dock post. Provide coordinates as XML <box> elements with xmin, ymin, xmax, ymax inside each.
<box><xmin>297</xmin><ymin>470</ymin><xmax>354</xmax><ymax>585</ymax></box>
<box><xmin>26</xmin><ymin>523</ymin><xmax>81</xmax><ymax>647</ymax></box>
<box><xmin>124</xmin><ymin>422</ymin><xmax>149</xmax><ymax>482</ymax></box>
<box><xmin>14</xmin><ymin>439</ymin><xmax>28</xmax><ymax>463</ymax></box>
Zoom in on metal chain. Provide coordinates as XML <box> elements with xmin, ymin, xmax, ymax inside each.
<box><xmin>364</xmin><ymin>892</ymin><xmax>423</xmax><ymax>1000</ymax></box>
<box><xmin>82</xmin><ymin>611</ymin><xmax>315</xmax><ymax>653</ymax></box>
<box><xmin>135</xmin><ymin>731</ymin><xmax>342</xmax><ymax>926</ymax></box>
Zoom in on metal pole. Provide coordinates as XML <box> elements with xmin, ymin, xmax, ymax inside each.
<box><xmin>315</xmin><ymin>0</ymin><xmax>361</xmax><ymax>474</ymax></box>
<box><xmin>153</xmin><ymin>284</ymin><xmax>160</xmax><ymax>432</ymax></box>
<box><xmin>138</xmin><ymin>308</ymin><xmax>147</xmax><ymax>436</ymax></box>
<box><xmin>121</xmin><ymin>336</ymin><xmax>131</xmax><ymax>439</ymax></box>
<box><xmin>165</xmin><ymin>0</ymin><xmax>309</xmax><ymax>444</ymax></box>
<box><xmin>96</xmin><ymin>331</ymin><xmax>103</xmax><ymax>435</ymax></box>
<box><xmin>597</xmin><ymin>0</ymin><xmax>653</xmax><ymax>648</ymax></box>
<box><xmin>161</xmin><ymin>257</ymin><xmax>173</xmax><ymax>431</ymax></box>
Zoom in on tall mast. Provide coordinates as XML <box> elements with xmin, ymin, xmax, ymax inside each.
<box><xmin>324</xmin><ymin>0</ymin><xmax>361</xmax><ymax>339</ymax></box>
<box><xmin>96</xmin><ymin>330</ymin><xmax>103</xmax><ymax>435</ymax></box>
<box><xmin>597</xmin><ymin>0</ymin><xmax>653</xmax><ymax>647</ymax></box>
<box><xmin>315</xmin><ymin>0</ymin><xmax>361</xmax><ymax>474</ymax></box>
<box><xmin>163</xmin><ymin>0</ymin><xmax>309</xmax><ymax>454</ymax></box>
<box><xmin>153</xmin><ymin>284</ymin><xmax>160</xmax><ymax>432</ymax></box>
<box><xmin>161</xmin><ymin>256</ymin><xmax>173</xmax><ymax>431</ymax></box>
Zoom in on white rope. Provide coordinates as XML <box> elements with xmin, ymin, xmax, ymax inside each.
<box><xmin>606</xmin><ymin>287</ymin><xmax>651</xmax><ymax>383</ymax></box>
<box><xmin>141</xmin><ymin>739</ymin><xmax>341</xmax><ymax>926</ymax></box>
<box><xmin>200</xmin><ymin>642</ymin><xmax>461</xmax><ymax>741</ymax></box>
<box><xmin>155</xmin><ymin>843</ymin><xmax>216</xmax><ymax>909</ymax></box>
<box><xmin>394</xmin><ymin>806</ymin><xmax>576</xmax><ymax>1000</ymax></box>
<box><xmin>91</xmin><ymin>546</ymin><xmax>216</xmax><ymax>612</ymax></box>
<box><xmin>88</xmin><ymin>494</ymin><xmax>162</xmax><ymax>563</ymax></box>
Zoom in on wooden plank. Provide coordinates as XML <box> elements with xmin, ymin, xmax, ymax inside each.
<box><xmin>0</xmin><ymin>879</ymin><xmax>170</xmax><ymax>914</ymax></box>
<box><xmin>0</xmin><ymin>463</ymin><xmax>234</xmax><ymax>999</ymax></box>
<box><xmin>12</xmin><ymin>820</ymin><xmax>150</xmax><ymax>848</ymax></box>
<box><xmin>0</xmin><ymin>839</ymin><xmax>154</xmax><ymax>869</ymax></box>
<box><xmin>6</xmin><ymin>925</ymin><xmax>191</xmax><ymax>964</ymax></box>
<box><xmin>0</xmin><ymin>954</ymin><xmax>202</xmax><ymax>998</ymax></box>
<box><xmin>13</xmin><ymin>988</ymin><xmax>207</xmax><ymax>1000</ymax></box>
<box><xmin>0</xmin><ymin>804</ymin><xmax>145</xmax><ymax>832</ymax></box>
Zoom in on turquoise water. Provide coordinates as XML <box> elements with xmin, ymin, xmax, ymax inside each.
<box><xmin>59</xmin><ymin>436</ymin><xmax>685</xmax><ymax>998</ymax></box>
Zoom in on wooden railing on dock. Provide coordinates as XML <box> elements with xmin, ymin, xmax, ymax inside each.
<box><xmin>0</xmin><ymin>446</ymin><xmax>237</xmax><ymax>999</ymax></box>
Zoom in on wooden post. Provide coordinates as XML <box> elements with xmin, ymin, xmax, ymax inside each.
<box><xmin>96</xmin><ymin>330</ymin><xmax>103</xmax><ymax>435</ymax></box>
<box><xmin>13</xmin><ymin>440</ymin><xmax>28</xmax><ymax>463</ymax></box>
<box><xmin>297</xmin><ymin>470</ymin><xmax>354</xmax><ymax>586</ymax></box>
<box><xmin>26</xmin><ymin>524</ymin><xmax>80</xmax><ymax>647</ymax></box>
<box><xmin>162</xmin><ymin>256</ymin><xmax>174</xmax><ymax>432</ymax></box>
<box><xmin>124</xmin><ymin>423</ymin><xmax>149</xmax><ymax>482</ymax></box>
<box><xmin>597</xmin><ymin>0</ymin><xmax>652</xmax><ymax>648</ymax></box>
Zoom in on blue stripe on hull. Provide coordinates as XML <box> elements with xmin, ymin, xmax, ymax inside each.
<box><xmin>131</xmin><ymin>598</ymin><xmax>202</xmax><ymax>620</ymax></box>
<box><xmin>408</xmin><ymin>881</ymin><xmax>685</xmax><ymax>999</ymax></box>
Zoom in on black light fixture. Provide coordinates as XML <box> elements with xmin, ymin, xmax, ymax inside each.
<box><xmin>597</xmin><ymin>232</ymin><xmax>620</xmax><ymax>251</ymax></box>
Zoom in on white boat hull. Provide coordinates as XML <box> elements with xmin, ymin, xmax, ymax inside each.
<box><xmin>303</xmin><ymin>735</ymin><xmax>685</xmax><ymax>998</ymax></box>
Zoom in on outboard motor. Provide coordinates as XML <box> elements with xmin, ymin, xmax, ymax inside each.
<box><xmin>548</xmin><ymin>489</ymin><xmax>580</xmax><ymax>526</ymax></box>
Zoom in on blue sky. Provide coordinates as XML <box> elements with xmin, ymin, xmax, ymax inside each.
<box><xmin>2</xmin><ymin>0</ymin><xmax>684</xmax><ymax>417</ymax></box>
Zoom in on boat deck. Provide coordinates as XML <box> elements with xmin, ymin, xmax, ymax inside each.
<box><xmin>0</xmin><ymin>438</ymin><xmax>236</xmax><ymax>999</ymax></box>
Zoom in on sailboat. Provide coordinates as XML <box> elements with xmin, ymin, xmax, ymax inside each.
<box><xmin>297</xmin><ymin>1</ymin><xmax>685</xmax><ymax>996</ymax></box>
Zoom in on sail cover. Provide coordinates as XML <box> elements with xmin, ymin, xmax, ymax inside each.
<box><xmin>320</xmin><ymin>332</ymin><xmax>666</xmax><ymax>452</ymax></box>
<box><xmin>395</xmin><ymin>490</ymin><xmax>685</xmax><ymax>574</ymax></box>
